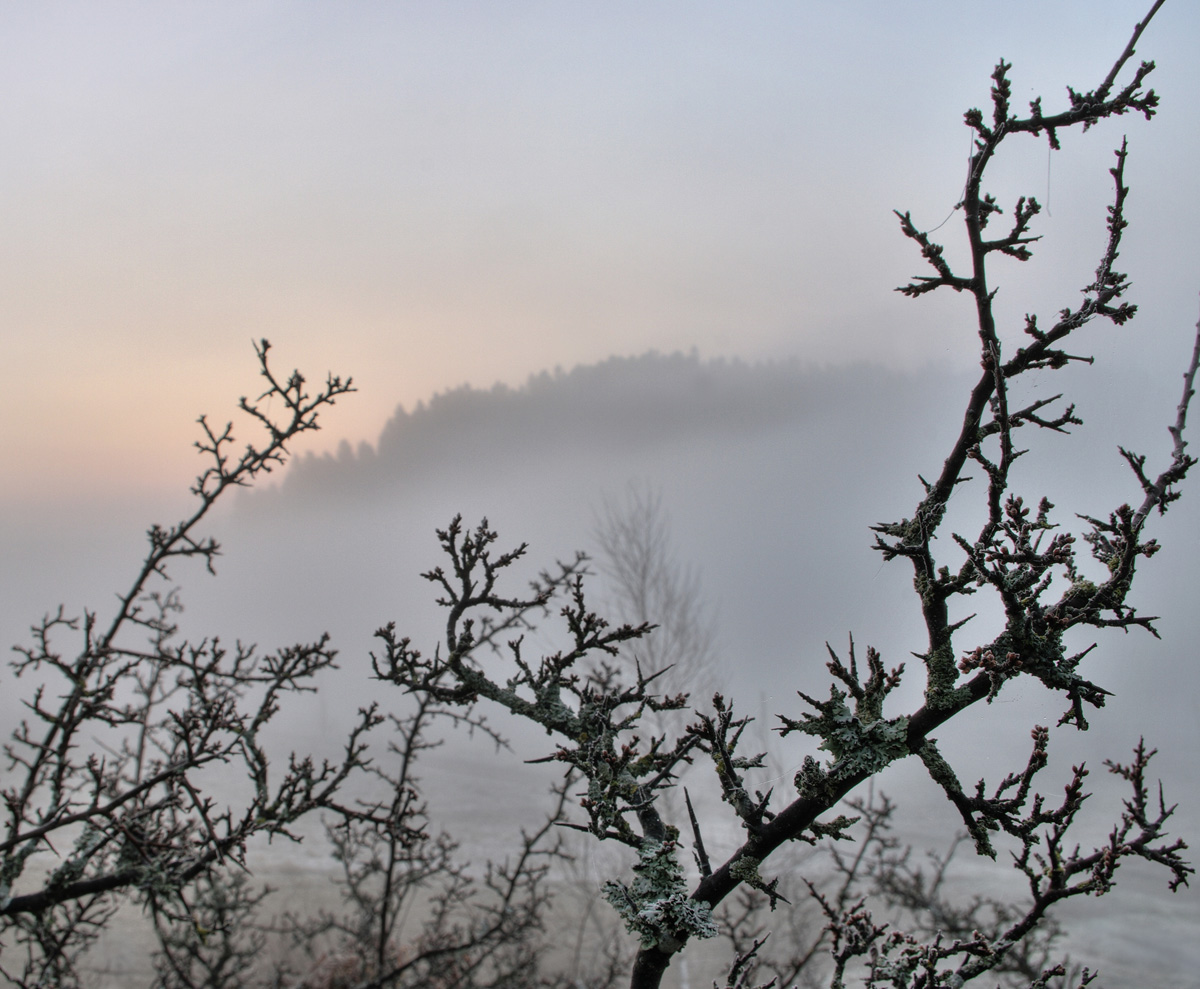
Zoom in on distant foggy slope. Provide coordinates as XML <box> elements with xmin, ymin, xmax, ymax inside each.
<box><xmin>255</xmin><ymin>351</ymin><xmax>961</xmax><ymax>506</ymax></box>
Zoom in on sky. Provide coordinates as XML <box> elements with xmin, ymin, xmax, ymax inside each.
<box><xmin>2</xmin><ymin>0</ymin><xmax>1198</xmax><ymax>505</ymax></box>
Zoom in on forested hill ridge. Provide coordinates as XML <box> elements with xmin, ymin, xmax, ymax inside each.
<box><xmin>258</xmin><ymin>351</ymin><xmax>961</xmax><ymax>504</ymax></box>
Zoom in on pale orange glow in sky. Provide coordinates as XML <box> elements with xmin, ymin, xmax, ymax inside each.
<box><xmin>3</xmin><ymin>1</ymin><xmax>1198</xmax><ymax>504</ymax></box>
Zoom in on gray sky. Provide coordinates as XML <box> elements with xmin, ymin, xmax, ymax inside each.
<box><xmin>2</xmin><ymin>1</ymin><xmax>1198</xmax><ymax>504</ymax></box>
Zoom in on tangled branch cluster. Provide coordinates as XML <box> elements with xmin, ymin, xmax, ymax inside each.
<box><xmin>372</xmin><ymin>6</ymin><xmax>1195</xmax><ymax>986</ymax></box>
<box><xmin>1</xmin><ymin>342</ymin><xmax>365</xmax><ymax>984</ymax></box>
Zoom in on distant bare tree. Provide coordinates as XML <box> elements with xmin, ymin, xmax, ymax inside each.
<box><xmin>592</xmin><ymin>483</ymin><xmax>720</xmax><ymax>708</ymax></box>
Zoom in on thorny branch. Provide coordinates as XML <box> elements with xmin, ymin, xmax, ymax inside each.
<box><xmin>1</xmin><ymin>342</ymin><xmax>363</xmax><ymax>987</ymax></box>
<box><xmin>376</xmin><ymin>6</ymin><xmax>1194</xmax><ymax>987</ymax></box>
